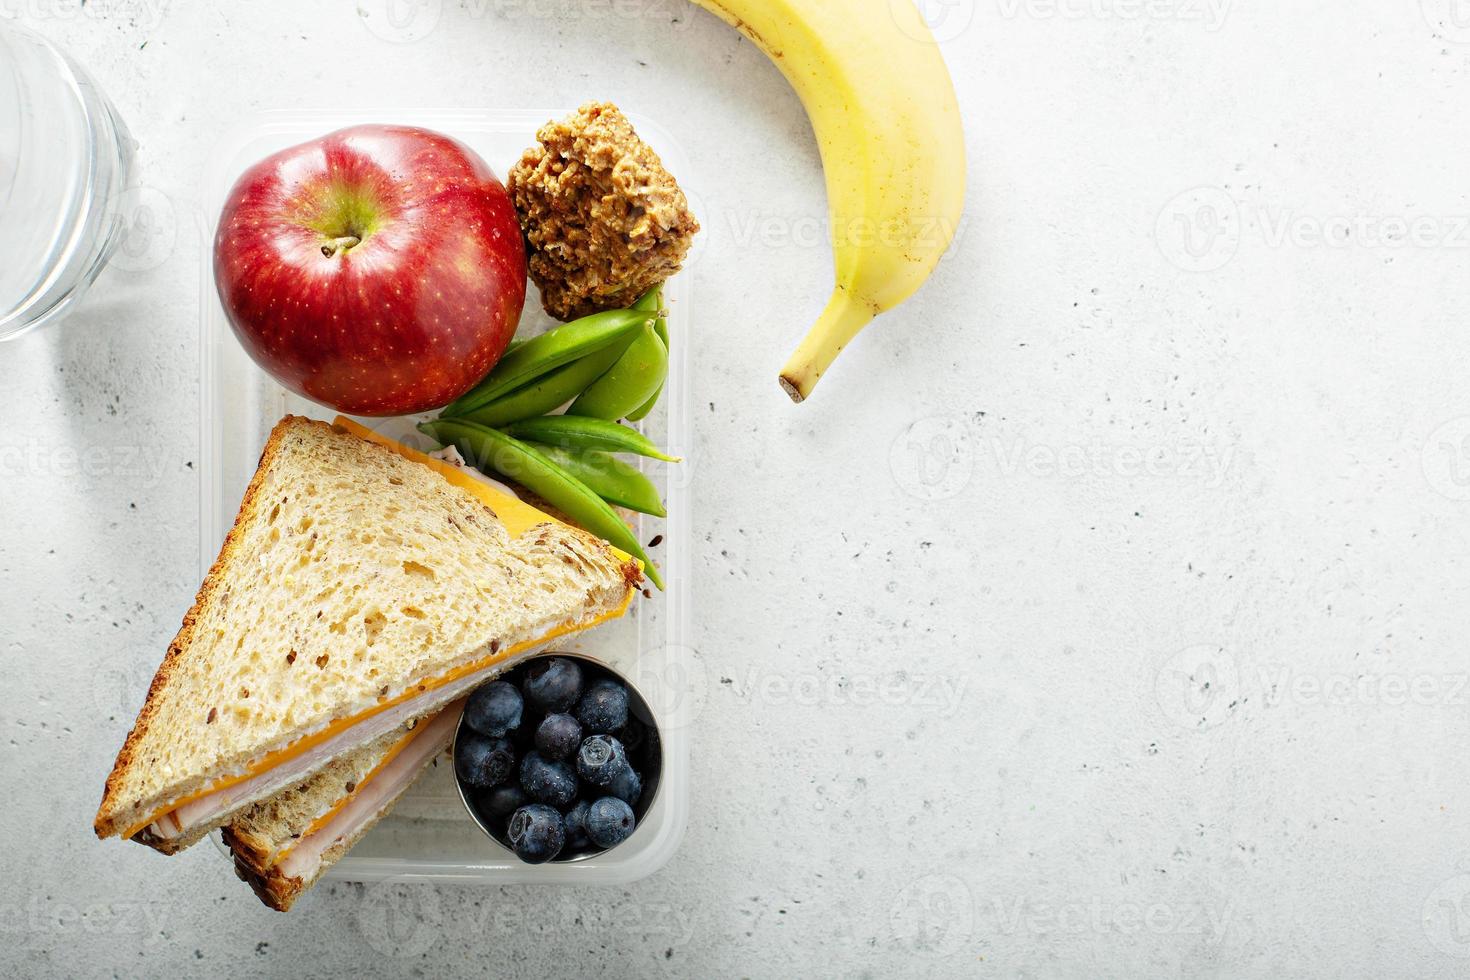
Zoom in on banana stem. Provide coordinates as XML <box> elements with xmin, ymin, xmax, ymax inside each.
<box><xmin>778</xmin><ymin>290</ymin><xmax>875</xmax><ymax>403</ymax></box>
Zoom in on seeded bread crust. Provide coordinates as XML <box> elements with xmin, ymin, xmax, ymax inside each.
<box><xmin>95</xmin><ymin>417</ymin><xmax>298</xmax><ymax>842</ymax></box>
<box><xmin>95</xmin><ymin>416</ymin><xmax>640</xmax><ymax>845</ymax></box>
<box><xmin>224</xmin><ymin>825</ymin><xmax>305</xmax><ymax>912</ymax></box>
<box><xmin>225</xmin><ymin>788</ymin><xmax>407</xmax><ymax>912</ymax></box>
<box><xmin>222</xmin><ymin>742</ymin><xmax>449</xmax><ymax>913</ymax></box>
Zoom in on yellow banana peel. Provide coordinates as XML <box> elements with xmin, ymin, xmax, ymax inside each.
<box><xmin>687</xmin><ymin>0</ymin><xmax>967</xmax><ymax>401</ymax></box>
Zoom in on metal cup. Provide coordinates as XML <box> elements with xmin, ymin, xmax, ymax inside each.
<box><xmin>453</xmin><ymin>652</ymin><xmax>664</xmax><ymax>862</ymax></box>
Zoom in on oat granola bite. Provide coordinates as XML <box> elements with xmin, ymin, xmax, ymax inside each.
<box><xmin>509</xmin><ymin>103</ymin><xmax>699</xmax><ymax>321</ymax></box>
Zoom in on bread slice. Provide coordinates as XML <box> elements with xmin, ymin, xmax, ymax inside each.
<box><xmin>223</xmin><ymin>727</ymin><xmax>412</xmax><ymax>911</ymax></box>
<box><xmin>95</xmin><ymin>416</ymin><xmax>640</xmax><ymax>847</ymax></box>
<box><xmin>223</xmin><ymin>703</ymin><xmax>459</xmax><ymax>912</ymax></box>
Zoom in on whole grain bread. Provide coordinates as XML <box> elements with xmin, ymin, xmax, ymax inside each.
<box><xmin>222</xmin><ymin>722</ymin><xmax>437</xmax><ymax>912</ymax></box>
<box><xmin>95</xmin><ymin>416</ymin><xmax>639</xmax><ymax>845</ymax></box>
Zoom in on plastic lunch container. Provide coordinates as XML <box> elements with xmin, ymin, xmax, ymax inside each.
<box><xmin>199</xmin><ymin>110</ymin><xmax>692</xmax><ymax>885</ymax></box>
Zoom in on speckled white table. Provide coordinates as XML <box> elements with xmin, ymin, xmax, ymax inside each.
<box><xmin>5</xmin><ymin>2</ymin><xmax>1470</xmax><ymax>977</ymax></box>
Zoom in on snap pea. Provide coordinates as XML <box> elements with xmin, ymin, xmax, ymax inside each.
<box><xmin>458</xmin><ymin>334</ymin><xmax>636</xmax><ymax>429</ymax></box>
<box><xmin>525</xmin><ymin>443</ymin><xmax>666</xmax><ymax>518</ymax></box>
<box><xmin>443</xmin><ymin>308</ymin><xmax>652</xmax><ymax>417</ymax></box>
<box><xmin>502</xmin><ymin>415</ymin><xmax>680</xmax><ymax>462</ymax></box>
<box><xmin>487</xmin><ymin>287</ymin><xmax>659</xmax><ymax>427</ymax></box>
<box><xmin>624</xmin><ymin>319</ymin><xmax>668</xmax><ymax>423</ymax></box>
<box><xmin>630</xmin><ymin>287</ymin><xmax>662</xmax><ymax>315</ymax></box>
<box><xmin>418</xmin><ymin>418</ymin><xmax>664</xmax><ymax>590</ymax></box>
<box><xmin>623</xmin><ymin>289</ymin><xmax>670</xmax><ymax>422</ymax></box>
<box><xmin>567</xmin><ymin>320</ymin><xmax>668</xmax><ymax>420</ymax></box>
<box><xmin>566</xmin><ymin>289</ymin><xmax>667</xmax><ymax>420</ymax></box>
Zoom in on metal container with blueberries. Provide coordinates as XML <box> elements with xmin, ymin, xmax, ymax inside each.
<box><xmin>451</xmin><ymin>653</ymin><xmax>663</xmax><ymax>863</ymax></box>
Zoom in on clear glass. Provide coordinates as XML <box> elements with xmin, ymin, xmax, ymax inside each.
<box><xmin>0</xmin><ymin>21</ymin><xmax>134</xmax><ymax>341</ymax></box>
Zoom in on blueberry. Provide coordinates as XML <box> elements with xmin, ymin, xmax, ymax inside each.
<box><xmin>519</xmin><ymin>751</ymin><xmax>577</xmax><ymax>807</ymax></box>
<box><xmin>477</xmin><ymin>783</ymin><xmax>527</xmax><ymax>821</ymax></box>
<box><xmin>523</xmin><ymin>657</ymin><xmax>584</xmax><ymax>712</ymax></box>
<box><xmin>608</xmin><ymin>764</ymin><xmax>642</xmax><ymax>805</ymax></box>
<box><xmin>574</xmin><ymin>678</ymin><xmax>629</xmax><ymax>734</ymax></box>
<box><xmin>535</xmin><ymin>713</ymin><xmax>582</xmax><ymax>761</ymax></box>
<box><xmin>563</xmin><ymin>799</ymin><xmax>592</xmax><ymax>851</ymax></box>
<box><xmin>576</xmin><ymin>734</ymin><xmax>629</xmax><ymax>788</ymax></box>
<box><xmin>455</xmin><ymin>733</ymin><xmax>515</xmax><ymax>789</ymax></box>
<box><xmin>465</xmin><ymin>681</ymin><xmax>523</xmax><ymax>737</ymax></box>
<box><xmin>507</xmin><ymin>804</ymin><xmax>564</xmax><ymax>863</ymax></box>
<box><xmin>585</xmin><ymin>797</ymin><xmax>635</xmax><ymax>849</ymax></box>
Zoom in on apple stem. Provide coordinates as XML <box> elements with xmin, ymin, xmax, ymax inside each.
<box><xmin>320</xmin><ymin>235</ymin><xmax>361</xmax><ymax>258</ymax></box>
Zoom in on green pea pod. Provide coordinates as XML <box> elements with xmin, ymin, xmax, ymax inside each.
<box><xmin>570</xmin><ymin>283</ymin><xmax>670</xmax><ymax>423</ymax></box>
<box><xmin>444</xmin><ymin>308</ymin><xmax>652</xmax><ymax>417</ymax></box>
<box><xmin>502</xmin><ymin>416</ymin><xmax>680</xmax><ymax>462</ymax></box>
<box><xmin>624</xmin><ymin>320</ymin><xmax>669</xmax><ymax>423</ymax></box>
<box><xmin>459</xmin><ymin>333</ymin><xmax>636</xmax><ymax>429</ymax></box>
<box><xmin>525</xmin><ymin>443</ymin><xmax>666</xmax><ymax>518</ymax></box>
<box><xmin>470</xmin><ymin>289</ymin><xmax>661</xmax><ymax>431</ymax></box>
<box><xmin>566</xmin><ymin>320</ymin><xmax>668</xmax><ymax>420</ymax></box>
<box><xmin>625</xmin><ymin>387</ymin><xmax>660</xmax><ymax>424</ymax></box>
<box><xmin>631</xmin><ymin>287</ymin><xmax>662</xmax><ymax>314</ymax></box>
<box><xmin>620</xmin><ymin>289</ymin><xmax>670</xmax><ymax>422</ymax></box>
<box><xmin>418</xmin><ymin>419</ymin><xmax>663</xmax><ymax>591</ymax></box>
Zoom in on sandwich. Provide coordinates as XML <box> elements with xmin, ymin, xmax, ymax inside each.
<box><xmin>223</xmin><ymin>701</ymin><xmax>462</xmax><ymax>912</ymax></box>
<box><xmin>94</xmin><ymin>415</ymin><xmax>642</xmax><ymax>852</ymax></box>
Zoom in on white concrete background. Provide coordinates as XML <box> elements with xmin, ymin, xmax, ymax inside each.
<box><xmin>3</xmin><ymin>0</ymin><xmax>1470</xmax><ymax>976</ymax></box>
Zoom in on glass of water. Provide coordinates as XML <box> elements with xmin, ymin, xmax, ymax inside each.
<box><xmin>0</xmin><ymin>21</ymin><xmax>135</xmax><ymax>342</ymax></box>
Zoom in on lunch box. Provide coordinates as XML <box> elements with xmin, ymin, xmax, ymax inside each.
<box><xmin>200</xmin><ymin>109</ymin><xmax>693</xmax><ymax>885</ymax></box>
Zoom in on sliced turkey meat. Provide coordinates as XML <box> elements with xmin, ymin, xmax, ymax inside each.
<box><xmin>276</xmin><ymin>705</ymin><xmax>460</xmax><ymax>880</ymax></box>
<box><xmin>140</xmin><ymin>648</ymin><xmax>541</xmax><ymax>842</ymax></box>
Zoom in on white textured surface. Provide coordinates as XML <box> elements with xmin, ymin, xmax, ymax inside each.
<box><xmin>3</xmin><ymin>1</ymin><xmax>1470</xmax><ymax>977</ymax></box>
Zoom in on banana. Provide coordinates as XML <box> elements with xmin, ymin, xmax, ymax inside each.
<box><xmin>686</xmin><ymin>0</ymin><xmax>966</xmax><ymax>402</ymax></box>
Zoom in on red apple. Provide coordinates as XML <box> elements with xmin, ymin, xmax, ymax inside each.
<box><xmin>214</xmin><ymin>125</ymin><xmax>526</xmax><ymax>416</ymax></box>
